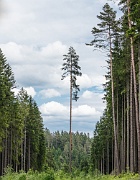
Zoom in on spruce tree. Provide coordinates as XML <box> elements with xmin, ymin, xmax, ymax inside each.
<box><xmin>0</xmin><ymin>49</ymin><xmax>15</xmax><ymax>175</ymax></box>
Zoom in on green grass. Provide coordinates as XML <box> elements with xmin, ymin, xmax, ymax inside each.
<box><xmin>1</xmin><ymin>169</ymin><xmax>140</xmax><ymax>180</ymax></box>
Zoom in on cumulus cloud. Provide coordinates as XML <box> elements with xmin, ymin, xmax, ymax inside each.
<box><xmin>1</xmin><ymin>41</ymin><xmax>67</xmax><ymax>65</ymax></box>
<box><xmin>39</xmin><ymin>89</ymin><xmax>61</xmax><ymax>98</ymax></box>
<box><xmin>39</xmin><ymin>101</ymin><xmax>101</xmax><ymax>120</ymax></box>
<box><xmin>24</xmin><ymin>87</ymin><xmax>36</xmax><ymax>98</ymax></box>
<box><xmin>77</xmin><ymin>74</ymin><xmax>93</xmax><ymax>89</ymax></box>
<box><xmin>73</xmin><ymin>105</ymin><xmax>101</xmax><ymax>117</ymax></box>
<box><xmin>82</xmin><ymin>90</ymin><xmax>94</xmax><ymax>99</ymax></box>
<box><xmin>40</xmin><ymin>41</ymin><xmax>67</xmax><ymax>59</ymax></box>
<box><xmin>39</xmin><ymin>101</ymin><xmax>68</xmax><ymax>117</ymax></box>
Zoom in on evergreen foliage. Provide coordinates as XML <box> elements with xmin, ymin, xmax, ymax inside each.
<box><xmin>44</xmin><ymin>129</ymin><xmax>91</xmax><ymax>173</ymax></box>
<box><xmin>88</xmin><ymin>0</ymin><xmax>140</xmax><ymax>175</ymax></box>
<box><xmin>61</xmin><ymin>47</ymin><xmax>82</xmax><ymax>172</ymax></box>
<box><xmin>0</xmin><ymin>50</ymin><xmax>46</xmax><ymax>175</ymax></box>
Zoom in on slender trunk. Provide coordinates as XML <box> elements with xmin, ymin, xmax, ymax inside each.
<box><xmin>69</xmin><ymin>54</ymin><xmax>72</xmax><ymax>173</ymax></box>
<box><xmin>107</xmin><ymin>140</ymin><xmax>109</xmax><ymax>174</ymax></box>
<box><xmin>112</xmin><ymin>138</ymin><xmax>114</xmax><ymax>173</ymax></box>
<box><xmin>28</xmin><ymin>138</ymin><xmax>31</xmax><ymax>171</ymax></box>
<box><xmin>130</xmin><ymin>64</ymin><xmax>134</xmax><ymax>172</ymax></box>
<box><xmin>121</xmin><ymin>98</ymin><xmax>124</xmax><ymax>172</ymax></box>
<box><xmin>117</xmin><ymin>91</ymin><xmax>119</xmax><ymax>143</ymax></box>
<box><xmin>15</xmin><ymin>145</ymin><xmax>18</xmax><ymax>172</ymax></box>
<box><xmin>4</xmin><ymin>129</ymin><xmax>8</xmax><ymax>169</ymax></box>
<box><xmin>101</xmin><ymin>158</ymin><xmax>102</xmax><ymax>174</ymax></box>
<box><xmin>139</xmin><ymin>43</ymin><xmax>140</xmax><ymax>124</ymax></box>
<box><xmin>0</xmin><ymin>152</ymin><xmax>2</xmax><ymax>176</ymax></box>
<box><xmin>109</xmin><ymin>29</ymin><xmax>120</xmax><ymax>174</ymax></box>
<box><xmin>103</xmin><ymin>149</ymin><xmax>104</xmax><ymax>174</ymax></box>
<box><xmin>126</xmin><ymin>79</ymin><xmax>130</xmax><ymax>170</ymax></box>
<box><xmin>21</xmin><ymin>130</ymin><xmax>23</xmax><ymax>170</ymax></box>
<box><xmin>127</xmin><ymin>0</ymin><xmax>140</xmax><ymax>173</ymax></box>
<box><xmin>123</xmin><ymin>94</ymin><xmax>126</xmax><ymax>171</ymax></box>
<box><xmin>24</xmin><ymin>126</ymin><xmax>26</xmax><ymax>171</ymax></box>
<box><xmin>10</xmin><ymin>127</ymin><xmax>12</xmax><ymax>166</ymax></box>
<box><xmin>2</xmin><ymin>146</ymin><xmax>4</xmax><ymax>175</ymax></box>
<box><xmin>133</xmin><ymin>113</ymin><xmax>137</xmax><ymax>172</ymax></box>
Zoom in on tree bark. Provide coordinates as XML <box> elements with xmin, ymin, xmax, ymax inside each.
<box><xmin>109</xmin><ymin>27</ymin><xmax>120</xmax><ymax>174</ymax></box>
<box><xmin>69</xmin><ymin>54</ymin><xmax>72</xmax><ymax>173</ymax></box>
<box><xmin>127</xmin><ymin>0</ymin><xmax>140</xmax><ymax>173</ymax></box>
<box><xmin>126</xmin><ymin>79</ymin><xmax>130</xmax><ymax>170</ymax></box>
<box><xmin>130</xmin><ymin>64</ymin><xmax>134</xmax><ymax>172</ymax></box>
<box><xmin>107</xmin><ymin>140</ymin><xmax>109</xmax><ymax>174</ymax></box>
<box><xmin>23</xmin><ymin>126</ymin><xmax>26</xmax><ymax>171</ymax></box>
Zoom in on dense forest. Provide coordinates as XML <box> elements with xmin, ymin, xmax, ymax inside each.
<box><xmin>0</xmin><ymin>49</ymin><xmax>46</xmax><ymax>175</ymax></box>
<box><xmin>44</xmin><ymin>129</ymin><xmax>91</xmax><ymax>173</ymax></box>
<box><xmin>1</xmin><ymin>0</ymin><xmax>140</xmax><ymax>178</ymax></box>
<box><xmin>87</xmin><ymin>0</ymin><xmax>140</xmax><ymax>175</ymax></box>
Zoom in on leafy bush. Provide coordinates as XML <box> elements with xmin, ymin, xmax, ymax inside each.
<box><xmin>18</xmin><ymin>174</ymin><xmax>26</xmax><ymax>180</ymax></box>
<box><xmin>1</xmin><ymin>170</ymin><xmax>140</xmax><ymax>180</ymax></box>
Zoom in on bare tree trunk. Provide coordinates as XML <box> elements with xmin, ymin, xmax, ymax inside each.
<box><xmin>2</xmin><ymin>147</ymin><xmax>4</xmax><ymax>175</ymax></box>
<box><xmin>4</xmin><ymin>129</ymin><xmax>8</xmax><ymax>169</ymax></box>
<box><xmin>127</xmin><ymin>0</ymin><xmax>140</xmax><ymax>173</ymax></box>
<box><xmin>10</xmin><ymin>128</ymin><xmax>12</xmax><ymax>166</ymax></box>
<box><xmin>126</xmin><ymin>79</ymin><xmax>130</xmax><ymax>171</ymax></box>
<box><xmin>130</xmin><ymin>64</ymin><xmax>134</xmax><ymax>172</ymax></box>
<box><xmin>121</xmin><ymin>98</ymin><xmax>124</xmax><ymax>172</ymax></box>
<box><xmin>24</xmin><ymin>126</ymin><xmax>26</xmax><ymax>171</ymax></box>
<box><xmin>15</xmin><ymin>145</ymin><xmax>18</xmax><ymax>172</ymax></box>
<box><xmin>123</xmin><ymin>94</ymin><xmax>126</xmax><ymax>171</ymax></box>
<box><xmin>103</xmin><ymin>149</ymin><xmax>104</xmax><ymax>174</ymax></box>
<box><xmin>69</xmin><ymin>54</ymin><xmax>72</xmax><ymax>173</ymax></box>
<box><xmin>109</xmin><ymin>31</ymin><xmax>120</xmax><ymax>174</ymax></box>
<box><xmin>21</xmin><ymin>130</ymin><xmax>23</xmax><ymax>170</ymax></box>
<box><xmin>139</xmin><ymin>43</ymin><xmax>140</xmax><ymax>124</ymax></box>
<box><xmin>107</xmin><ymin>140</ymin><xmax>109</xmax><ymax>174</ymax></box>
<box><xmin>112</xmin><ymin>138</ymin><xmax>114</xmax><ymax>173</ymax></box>
<box><xmin>27</xmin><ymin>138</ymin><xmax>31</xmax><ymax>171</ymax></box>
<box><xmin>101</xmin><ymin>158</ymin><xmax>102</xmax><ymax>174</ymax></box>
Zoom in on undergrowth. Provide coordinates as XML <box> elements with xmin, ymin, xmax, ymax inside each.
<box><xmin>1</xmin><ymin>167</ymin><xmax>140</xmax><ymax>180</ymax></box>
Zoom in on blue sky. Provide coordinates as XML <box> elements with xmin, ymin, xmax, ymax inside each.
<box><xmin>0</xmin><ymin>0</ymin><xmax>120</xmax><ymax>137</ymax></box>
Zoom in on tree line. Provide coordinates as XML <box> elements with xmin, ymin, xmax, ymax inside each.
<box><xmin>87</xmin><ymin>0</ymin><xmax>140</xmax><ymax>175</ymax></box>
<box><xmin>0</xmin><ymin>49</ymin><xmax>46</xmax><ymax>175</ymax></box>
<box><xmin>44</xmin><ymin>129</ymin><xmax>91</xmax><ymax>173</ymax></box>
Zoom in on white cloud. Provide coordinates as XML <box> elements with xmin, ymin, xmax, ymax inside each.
<box><xmin>24</xmin><ymin>87</ymin><xmax>36</xmax><ymax>98</ymax></box>
<box><xmin>39</xmin><ymin>89</ymin><xmax>61</xmax><ymax>98</ymax></box>
<box><xmin>73</xmin><ymin>105</ymin><xmax>101</xmax><ymax>117</ymax></box>
<box><xmin>40</xmin><ymin>101</ymin><xmax>101</xmax><ymax>120</ymax></box>
<box><xmin>82</xmin><ymin>90</ymin><xmax>93</xmax><ymax>99</ymax></box>
<box><xmin>77</xmin><ymin>74</ymin><xmax>93</xmax><ymax>89</ymax></box>
<box><xmin>39</xmin><ymin>101</ymin><xmax>68</xmax><ymax>117</ymax></box>
<box><xmin>40</xmin><ymin>41</ymin><xmax>67</xmax><ymax>59</ymax></box>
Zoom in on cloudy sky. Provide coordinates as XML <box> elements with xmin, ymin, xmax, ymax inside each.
<box><xmin>0</xmin><ymin>0</ymin><xmax>120</xmax><ymax>137</ymax></box>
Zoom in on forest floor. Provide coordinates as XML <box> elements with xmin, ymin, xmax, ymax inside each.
<box><xmin>1</xmin><ymin>171</ymin><xmax>140</xmax><ymax>180</ymax></box>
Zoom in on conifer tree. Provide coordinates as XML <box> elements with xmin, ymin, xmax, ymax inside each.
<box><xmin>0</xmin><ymin>49</ymin><xmax>15</xmax><ymax>175</ymax></box>
<box><xmin>61</xmin><ymin>46</ymin><xmax>82</xmax><ymax>172</ymax></box>
<box><xmin>86</xmin><ymin>3</ymin><xmax>120</xmax><ymax>174</ymax></box>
